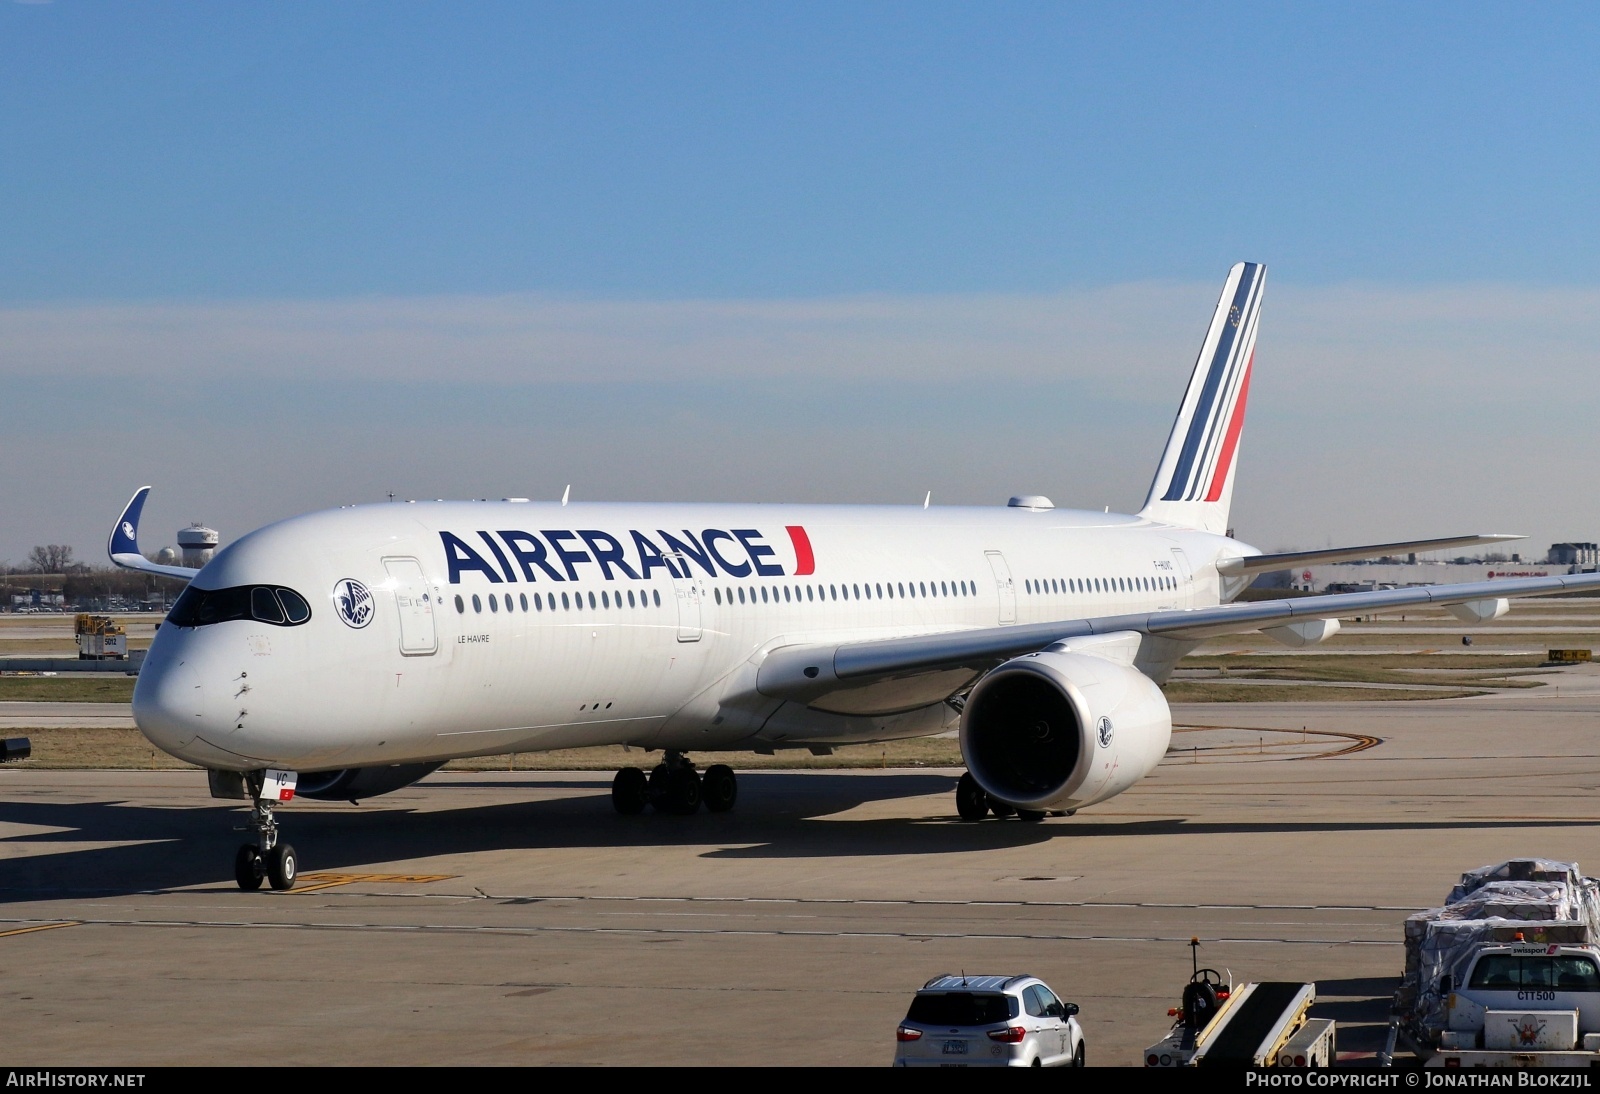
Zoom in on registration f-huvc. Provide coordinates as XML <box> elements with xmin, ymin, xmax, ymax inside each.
<box><xmin>109</xmin><ymin>263</ymin><xmax>1600</xmax><ymax>890</ymax></box>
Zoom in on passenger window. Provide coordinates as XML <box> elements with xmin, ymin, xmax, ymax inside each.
<box><xmin>250</xmin><ymin>587</ymin><xmax>286</xmax><ymax>624</ymax></box>
<box><xmin>455</xmin><ymin>595</ymin><xmax>465</xmax><ymax>614</ymax></box>
<box><xmin>761</xmin><ymin>587</ymin><xmax>769</xmax><ymax>603</ymax></box>
<box><xmin>561</xmin><ymin>592</ymin><xmax>570</xmax><ymax>610</ymax></box>
<box><xmin>806</xmin><ymin>585</ymin><xmax>814</xmax><ymax>601</ymax></box>
<box><xmin>588</xmin><ymin>592</ymin><xmax>596</xmax><ymax>609</ymax></box>
<box><xmin>472</xmin><ymin>595</ymin><xmax>482</xmax><ymax>613</ymax></box>
<box><xmin>738</xmin><ymin>587</ymin><xmax>746</xmax><ymax>604</ymax></box>
<box><xmin>1022</xmin><ymin>986</ymin><xmax>1047</xmax><ymax>1017</ymax></box>
<box><xmin>853</xmin><ymin>584</ymin><xmax>860</xmax><ymax>599</ymax></box>
<box><xmin>714</xmin><ymin>588</ymin><xmax>721</xmax><ymax>605</ymax></box>
<box><xmin>783</xmin><ymin>587</ymin><xmax>791</xmax><ymax>603</ymax></box>
<box><xmin>653</xmin><ymin>589</ymin><xmax>661</xmax><ymax>607</ymax></box>
<box><xmin>876</xmin><ymin>583</ymin><xmax>884</xmax><ymax>598</ymax></box>
<box><xmin>490</xmin><ymin>594</ymin><xmax>500</xmax><ymax>613</ymax></box>
<box><xmin>830</xmin><ymin>585</ymin><xmax>837</xmax><ymax>600</ymax></box>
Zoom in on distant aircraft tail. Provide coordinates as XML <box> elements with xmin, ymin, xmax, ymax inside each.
<box><xmin>1139</xmin><ymin>261</ymin><xmax>1265</xmax><ymax>536</ymax></box>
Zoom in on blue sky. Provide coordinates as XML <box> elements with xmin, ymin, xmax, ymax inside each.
<box><xmin>3</xmin><ymin>3</ymin><xmax>1598</xmax><ymax>563</ymax></box>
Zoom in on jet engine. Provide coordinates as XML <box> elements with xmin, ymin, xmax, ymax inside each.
<box><xmin>296</xmin><ymin>761</ymin><xmax>444</xmax><ymax>801</ymax></box>
<box><xmin>960</xmin><ymin>649</ymin><xmax>1171</xmax><ymax>812</ymax></box>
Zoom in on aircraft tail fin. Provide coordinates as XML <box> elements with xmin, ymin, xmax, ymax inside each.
<box><xmin>1139</xmin><ymin>261</ymin><xmax>1265</xmax><ymax>535</ymax></box>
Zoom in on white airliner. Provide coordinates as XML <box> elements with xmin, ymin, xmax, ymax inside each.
<box><xmin>111</xmin><ymin>262</ymin><xmax>1600</xmax><ymax>891</ymax></box>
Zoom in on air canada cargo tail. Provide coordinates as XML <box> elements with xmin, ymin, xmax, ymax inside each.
<box><xmin>111</xmin><ymin>262</ymin><xmax>1600</xmax><ymax>891</ymax></box>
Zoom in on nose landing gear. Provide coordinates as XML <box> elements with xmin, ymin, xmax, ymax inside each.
<box><xmin>611</xmin><ymin>751</ymin><xmax>737</xmax><ymax>816</ymax></box>
<box><xmin>233</xmin><ymin>770</ymin><xmax>299</xmax><ymax>891</ymax></box>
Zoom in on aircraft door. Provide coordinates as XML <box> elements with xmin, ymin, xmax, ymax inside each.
<box><xmin>1170</xmin><ymin>547</ymin><xmax>1194</xmax><ymax>606</ymax></box>
<box><xmin>384</xmin><ymin>557</ymin><xmax>438</xmax><ymax>656</ymax></box>
<box><xmin>985</xmin><ymin>551</ymin><xmax>1016</xmax><ymax>625</ymax></box>
<box><xmin>670</xmin><ymin>555</ymin><xmax>702</xmax><ymax>642</ymax></box>
<box><xmin>1170</xmin><ymin>548</ymin><xmax>1193</xmax><ymax>585</ymax></box>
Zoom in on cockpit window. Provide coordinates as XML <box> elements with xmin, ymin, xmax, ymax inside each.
<box><xmin>277</xmin><ymin>588</ymin><xmax>311</xmax><ymax>623</ymax></box>
<box><xmin>168</xmin><ymin>585</ymin><xmax>313</xmax><ymax>628</ymax></box>
<box><xmin>250</xmin><ymin>587</ymin><xmax>285</xmax><ymax>624</ymax></box>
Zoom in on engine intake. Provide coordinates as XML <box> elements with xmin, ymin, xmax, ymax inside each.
<box><xmin>960</xmin><ymin>649</ymin><xmax>1171</xmax><ymax>812</ymax></box>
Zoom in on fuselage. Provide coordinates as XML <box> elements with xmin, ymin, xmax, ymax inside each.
<box><xmin>133</xmin><ymin>500</ymin><xmax>1255</xmax><ymax>772</ymax></box>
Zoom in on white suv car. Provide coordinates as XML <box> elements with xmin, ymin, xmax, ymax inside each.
<box><xmin>893</xmin><ymin>974</ymin><xmax>1085</xmax><ymax>1067</ymax></box>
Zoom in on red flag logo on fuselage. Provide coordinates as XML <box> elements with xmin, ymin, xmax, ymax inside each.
<box><xmin>786</xmin><ymin>526</ymin><xmax>815</xmax><ymax>576</ymax></box>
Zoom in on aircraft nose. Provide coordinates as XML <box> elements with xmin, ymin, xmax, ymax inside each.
<box><xmin>132</xmin><ymin>657</ymin><xmax>206</xmax><ymax>752</ymax></box>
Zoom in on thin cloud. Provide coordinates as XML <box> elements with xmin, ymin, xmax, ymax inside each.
<box><xmin>5</xmin><ymin>282</ymin><xmax>1599</xmax><ymax>402</ymax></box>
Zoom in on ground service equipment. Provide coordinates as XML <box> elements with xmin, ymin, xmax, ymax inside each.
<box><xmin>74</xmin><ymin>614</ymin><xmax>127</xmax><ymax>660</ymax></box>
<box><xmin>1145</xmin><ymin>940</ymin><xmax>1334</xmax><ymax>1066</ymax></box>
<box><xmin>1384</xmin><ymin>858</ymin><xmax>1600</xmax><ymax>1067</ymax></box>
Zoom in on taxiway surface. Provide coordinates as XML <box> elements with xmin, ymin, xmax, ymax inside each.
<box><xmin>3</xmin><ymin>665</ymin><xmax>1599</xmax><ymax>1065</ymax></box>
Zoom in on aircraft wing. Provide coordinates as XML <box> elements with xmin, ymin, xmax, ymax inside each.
<box><xmin>755</xmin><ymin>571</ymin><xmax>1600</xmax><ymax>707</ymax></box>
<box><xmin>107</xmin><ymin>486</ymin><xmax>202</xmax><ymax>581</ymax></box>
<box><xmin>1217</xmin><ymin>533</ymin><xmax>1525</xmax><ymax>575</ymax></box>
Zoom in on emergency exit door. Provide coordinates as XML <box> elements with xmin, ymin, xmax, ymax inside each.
<box><xmin>384</xmin><ymin>557</ymin><xmax>438</xmax><ymax>655</ymax></box>
<box><xmin>671</xmin><ymin>555</ymin><xmax>702</xmax><ymax>642</ymax></box>
<box><xmin>985</xmin><ymin>551</ymin><xmax>1016</xmax><ymax>625</ymax></box>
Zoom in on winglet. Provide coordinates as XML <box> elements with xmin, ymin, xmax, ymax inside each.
<box><xmin>108</xmin><ymin>486</ymin><xmax>201</xmax><ymax>580</ymax></box>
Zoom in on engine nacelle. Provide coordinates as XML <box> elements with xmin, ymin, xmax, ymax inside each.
<box><xmin>960</xmin><ymin>650</ymin><xmax>1172</xmax><ymax>812</ymax></box>
<box><xmin>296</xmin><ymin>761</ymin><xmax>444</xmax><ymax>801</ymax></box>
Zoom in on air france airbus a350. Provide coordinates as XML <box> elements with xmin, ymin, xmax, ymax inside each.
<box><xmin>111</xmin><ymin>262</ymin><xmax>1600</xmax><ymax>891</ymax></box>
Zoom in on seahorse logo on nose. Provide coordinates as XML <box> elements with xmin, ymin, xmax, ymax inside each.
<box><xmin>334</xmin><ymin>579</ymin><xmax>374</xmax><ymax>629</ymax></box>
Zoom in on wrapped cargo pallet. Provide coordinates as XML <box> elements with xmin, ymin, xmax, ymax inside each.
<box><xmin>1397</xmin><ymin>860</ymin><xmax>1600</xmax><ymax>1034</ymax></box>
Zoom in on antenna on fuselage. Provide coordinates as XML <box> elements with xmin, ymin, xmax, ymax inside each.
<box><xmin>923</xmin><ymin>491</ymin><xmax>931</xmax><ymax>510</ymax></box>
<box><xmin>561</xmin><ymin>484</ymin><xmax>570</xmax><ymax>507</ymax></box>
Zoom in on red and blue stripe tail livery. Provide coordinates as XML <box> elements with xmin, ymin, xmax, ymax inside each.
<box><xmin>1140</xmin><ymin>261</ymin><xmax>1265</xmax><ymax>535</ymax></box>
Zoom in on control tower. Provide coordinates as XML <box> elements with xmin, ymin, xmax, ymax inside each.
<box><xmin>177</xmin><ymin>524</ymin><xmax>219</xmax><ymax>568</ymax></box>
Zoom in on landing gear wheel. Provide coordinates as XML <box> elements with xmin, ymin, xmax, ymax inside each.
<box><xmin>234</xmin><ymin>844</ymin><xmax>264</xmax><ymax>891</ymax></box>
<box><xmin>652</xmin><ymin>767</ymin><xmax>702</xmax><ymax>815</ymax></box>
<box><xmin>955</xmin><ymin>772</ymin><xmax>990</xmax><ymax>822</ymax></box>
<box><xmin>265</xmin><ymin>844</ymin><xmax>298</xmax><ymax>891</ymax></box>
<box><xmin>989</xmin><ymin>799</ymin><xmax>1016</xmax><ymax>819</ymax></box>
<box><xmin>612</xmin><ymin>767</ymin><xmax>648</xmax><ymax>814</ymax></box>
<box><xmin>1016</xmin><ymin>809</ymin><xmax>1047</xmax><ymax>823</ymax></box>
<box><xmin>701</xmin><ymin>764</ymin><xmax>737</xmax><ymax>813</ymax></box>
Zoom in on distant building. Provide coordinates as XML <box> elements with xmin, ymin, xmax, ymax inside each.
<box><xmin>1282</xmin><ymin>562</ymin><xmax>1559</xmax><ymax>593</ymax></box>
<box><xmin>1549</xmin><ymin>542</ymin><xmax>1599</xmax><ymax>569</ymax></box>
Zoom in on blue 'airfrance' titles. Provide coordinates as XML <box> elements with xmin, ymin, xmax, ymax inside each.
<box><xmin>441</xmin><ymin>527</ymin><xmax>812</xmax><ymax>584</ymax></box>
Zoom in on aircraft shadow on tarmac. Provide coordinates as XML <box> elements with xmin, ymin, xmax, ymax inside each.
<box><xmin>2</xmin><ymin>772</ymin><xmax>1598</xmax><ymax>905</ymax></box>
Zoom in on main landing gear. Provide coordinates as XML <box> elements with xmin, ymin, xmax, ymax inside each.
<box><xmin>233</xmin><ymin>771</ymin><xmax>298</xmax><ymax>892</ymax></box>
<box><xmin>955</xmin><ymin>771</ymin><xmax>1075</xmax><ymax>824</ymax></box>
<box><xmin>612</xmin><ymin>751</ymin><xmax>737</xmax><ymax>816</ymax></box>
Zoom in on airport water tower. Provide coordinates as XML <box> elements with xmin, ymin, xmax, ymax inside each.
<box><xmin>177</xmin><ymin>524</ymin><xmax>219</xmax><ymax>568</ymax></box>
